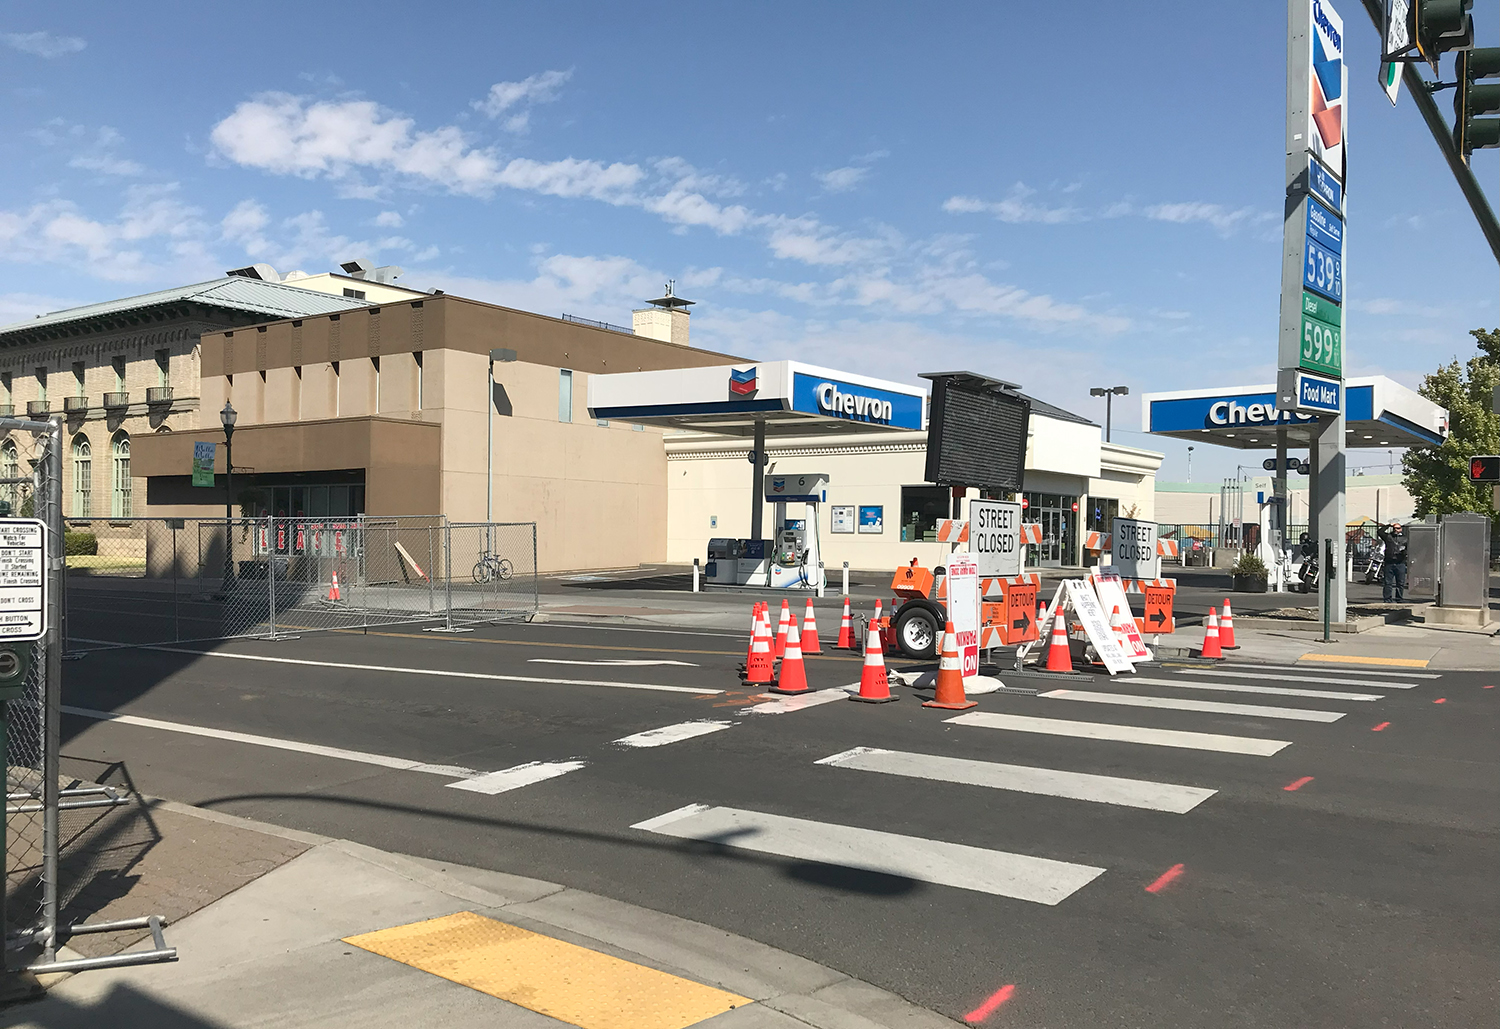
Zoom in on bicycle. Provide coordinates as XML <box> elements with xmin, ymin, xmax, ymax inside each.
<box><xmin>472</xmin><ymin>552</ymin><xmax>514</xmax><ymax>584</ymax></box>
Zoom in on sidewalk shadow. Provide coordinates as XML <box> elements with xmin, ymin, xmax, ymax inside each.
<box><xmin>2</xmin><ymin>983</ymin><xmax>225</xmax><ymax>1027</ymax></box>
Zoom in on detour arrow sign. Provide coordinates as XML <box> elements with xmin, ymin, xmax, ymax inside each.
<box><xmin>1003</xmin><ymin>583</ymin><xmax>1039</xmax><ymax>645</ymax></box>
<box><xmin>1143</xmin><ymin>585</ymin><xmax>1175</xmax><ymax>635</ymax></box>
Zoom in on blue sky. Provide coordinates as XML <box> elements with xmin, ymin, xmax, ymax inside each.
<box><xmin>2</xmin><ymin>1</ymin><xmax>1495</xmax><ymax>483</ymax></box>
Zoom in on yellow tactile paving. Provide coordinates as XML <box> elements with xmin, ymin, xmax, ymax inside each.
<box><xmin>1299</xmin><ymin>653</ymin><xmax>1431</xmax><ymax>668</ymax></box>
<box><xmin>343</xmin><ymin>911</ymin><xmax>752</xmax><ymax>1029</ymax></box>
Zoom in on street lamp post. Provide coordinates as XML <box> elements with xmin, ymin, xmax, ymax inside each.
<box><xmin>220</xmin><ymin>401</ymin><xmax>237</xmax><ymax>585</ymax></box>
<box><xmin>1187</xmin><ymin>445</ymin><xmax>1195</xmax><ymax>484</ymax></box>
<box><xmin>1089</xmin><ymin>385</ymin><xmax>1129</xmax><ymax>442</ymax></box>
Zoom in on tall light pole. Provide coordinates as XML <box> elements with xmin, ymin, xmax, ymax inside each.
<box><xmin>220</xmin><ymin>401</ymin><xmax>237</xmax><ymax>584</ymax></box>
<box><xmin>1089</xmin><ymin>385</ymin><xmax>1129</xmax><ymax>442</ymax></box>
<box><xmin>1186</xmin><ymin>445</ymin><xmax>1195</xmax><ymax>484</ymax></box>
<box><xmin>486</xmin><ymin>349</ymin><xmax>517</xmax><ymax>522</ymax></box>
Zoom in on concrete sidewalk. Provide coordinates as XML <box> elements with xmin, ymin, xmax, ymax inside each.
<box><xmin>2</xmin><ymin>802</ymin><xmax>961</xmax><ymax>1029</ymax></box>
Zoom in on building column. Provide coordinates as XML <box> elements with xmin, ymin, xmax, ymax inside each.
<box><xmin>1309</xmin><ymin>414</ymin><xmax>1347</xmax><ymax>622</ymax></box>
<box><xmin>749</xmin><ymin>419</ymin><xmax>765</xmax><ymax>541</ymax></box>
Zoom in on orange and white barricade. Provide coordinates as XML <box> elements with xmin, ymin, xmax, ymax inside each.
<box><xmin>934</xmin><ymin>519</ymin><xmax>969</xmax><ymax>544</ymax></box>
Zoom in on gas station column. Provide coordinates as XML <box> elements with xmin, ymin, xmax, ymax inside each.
<box><xmin>1310</xmin><ymin>414</ymin><xmax>1347</xmax><ymax>622</ymax></box>
<box><xmin>750</xmin><ymin>418</ymin><xmax>766</xmax><ymax>541</ymax></box>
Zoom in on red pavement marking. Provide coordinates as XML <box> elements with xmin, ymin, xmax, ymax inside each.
<box><xmin>1284</xmin><ymin>776</ymin><xmax>1314</xmax><ymax>792</ymax></box>
<box><xmin>963</xmin><ymin>984</ymin><xmax>1015</xmax><ymax>1023</ymax></box>
<box><xmin>1434</xmin><ymin>698</ymin><xmax>1447</xmax><ymax>704</ymax></box>
<box><xmin>1372</xmin><ymin>722</ymin><xmax>1390</xmax><ymax>731</ymax></box>
<box><xmin>1144</xmin><ymin>863</ymin><xmax>1185</xmax><ymax>894</ymax></box>
<box><xmin>1484</xmin><ymin>685</ymin><xmax>1495</xmax><ymax>690</ymax></box>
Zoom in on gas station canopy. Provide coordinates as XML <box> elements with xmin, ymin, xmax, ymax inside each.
<box><xmin>587</xmin><ymin>360</ymin><xmax>927</xmax><ymax>437</ymax></box>
<box><xmin>1142</xmin><ymin>375</ymin><xmax>1447</xmax><ymax>451</ymax></box>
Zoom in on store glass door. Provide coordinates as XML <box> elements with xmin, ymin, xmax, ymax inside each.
<box><xmin>1039</xmin><ymin>508</ymin><xmax>1062</xmax><ymax>566</ymax></box>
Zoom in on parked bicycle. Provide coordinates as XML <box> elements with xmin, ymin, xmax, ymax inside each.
<box><xmin>472</xmin><ymin>552</ymin><xmax>514</xmax><ymax>584</ymax></box>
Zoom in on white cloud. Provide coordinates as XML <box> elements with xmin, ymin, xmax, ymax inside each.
<box><xmin>942</xmin><ymin>183</ymin><xmax>1084</xmax><ymax>224</ymax></box>
<box><xmin>765</xmin><ymin>216</ymin><xmax>893</xmax><ymax>266</ymax></box>
<box><xmin>373</xmin><ymin>210</ymin><xmax>404</xmax><ymax>227</ymax></box>
<box><xmin>1143</xmin><ymin>201</ymin><xmax>1273</xmax><ymax>236</ymax></box>
<box><xmin>0</xmin><ymin>293</ymin><xmax>84</xmax><ymax>328</ymax></box>
<box><xmin>0</xmin><ymin>185</ymin><xmax>212</xmax><ymax>282</ymax></box>
<box><xmin>69</xmin><ymin>154</ymin><xmax>145</xmax><ymax>176</ymax></box>
<box><xmin>473</xmin><ymin>69</ymin><xmax>572</xmax><ymax>122</ymax></box>
<box><xmin>220</xmin><ymin>199</ymin><xmax>411</xmax><ymax>270</ymax></box>
<box><xmin>3</xmin><ymin>31</ymin><xmax>85</xmax><ymax>58</ymax></box>
<box><xmin>817</xmin><ymin>166</ymin><xmax>868</xmax><ymax>193</ymax></box>
<box><xmin>432</xmin><ymin>252</ymin><xmax>661</xmax><ymax>322</ymax></box>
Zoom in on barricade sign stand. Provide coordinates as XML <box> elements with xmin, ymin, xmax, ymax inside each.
<box><xmin>1089</xmin><ymin>570</ymin><xmax>1151</xmax><ymax>662</ymax></box>
<box><xmin>947</xmin><ymin>555</ymin><xmax>980</xmax><ymax>684</ymax></box>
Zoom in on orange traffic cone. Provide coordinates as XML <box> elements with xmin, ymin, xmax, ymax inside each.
<box><xmin>328</xmin><ymin>571</ymin><xmax>342</xmax><ymax>602</ymax></box>
<box><xmin>1108</xmin><ymin>605</ymin><xmax>1127</xmax><ymax>651</ymax></box>
<box><xmin>774</xmin><ymin>599</ymin><xmax>790</xmax><ymax>658</ymax></box>
<box><xmin>746</xmin><ymin>609</ymin><xmax>774</xmax><ymax>684</ymax></box>
<box><xmin>872</xmin><ymin>598</ymin><xmax>883</xmax><ymax>628</ymax></box>
<box><xmin>836</xmin><ymin>597</ymin><xmax>855</xmax><ymax>649</ymax></box>
<box><xmin>770</xmin><ymin>617</ymin><xmax>811</xmax><ymax>695</ymax></box>
<box><xmin>1220</xmin><ymin>598</ymin><xmax>1238</xmax><ymax>649</ymax></box>
<box><xmin>849</xmin><ymin>622</ymin><xmax>897</xmax><ymax>703</ymax></box>
<box><xmin>745</xmin><ymin>602</ymin><xmax>764</xmax><ymax>668</ymax></box>
<box><xmin>924</xmin><ymin>621</ymin><xmax>977</xmax><ymax>710</ymax></box>
<box><xmin>1199</xmin><ymin>607</ymin><xmax>1224</xmax><ymax>660</ymax></box>
<box><xmin>1043</xmin><ymin>609</ymin><xmax>1074</xmax><ymax>673</ymax></box>
<box><xmin>800</xmin><ymin>599</ymin><xmax>822</xmax><ymax>654</ymax></box>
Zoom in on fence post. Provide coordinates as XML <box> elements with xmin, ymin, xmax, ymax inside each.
<box><xmin>41</xmin><ymin>419</ymin><xmax>62</xmax><ymax>961</ymax></box>
<box><xmin>817</xmin><ymin>562</ymin><xmax>826</xmax><ymax>598</ymax></box>
<box><xmin>692</xmin><ymin>558</ymin><xmax>700</xmax><ymax>593</ymax></box>
<box><xmin>842</xmin><ymin>561</ymin><xmax>849</xmax><ymax>596</ymax></box>
<box><xmin>267</xmin><ymin>515</ymin><xmax>276</xmax><ymax>639</ymax></box>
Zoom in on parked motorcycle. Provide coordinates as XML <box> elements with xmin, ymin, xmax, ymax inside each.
<box><xmin>1295</xmin><ymin>533</ymin><xmax>1320</xmax><ymax>593</ymax></box>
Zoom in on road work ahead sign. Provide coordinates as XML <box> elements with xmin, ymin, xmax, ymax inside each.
<box><xmin>968</xmin><ymin>500</ymin><xmax>1022</xmax><ymax>578</ymax></box>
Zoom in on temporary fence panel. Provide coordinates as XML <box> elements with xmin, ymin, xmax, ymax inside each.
<box><xmin>443</xmin><ymin>522</ymin><xmax>539</xmax><ymax>627</ymax></box>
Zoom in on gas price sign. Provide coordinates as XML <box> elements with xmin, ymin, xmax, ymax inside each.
<box><xmin>1299</xmin><ymin>291</ymin><xmax>1342</xmax><ymax>378</ymax></box>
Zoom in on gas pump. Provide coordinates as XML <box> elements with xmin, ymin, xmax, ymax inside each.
<box><xmin>766</xmin><ymin>473</ymin><xmax>827</xmax><ymax>590</ymax></box>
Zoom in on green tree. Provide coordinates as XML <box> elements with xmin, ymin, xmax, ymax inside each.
<box><xmin>1402</xmin><ymin>327</ymin><xmax>1500</xmax><ymax>517</ymax></box>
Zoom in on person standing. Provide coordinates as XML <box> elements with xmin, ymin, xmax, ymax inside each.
<box><xmin>1378</xmin><ymin>522</ymin><xmax>1408</xmax><ymax>602</ymax></box>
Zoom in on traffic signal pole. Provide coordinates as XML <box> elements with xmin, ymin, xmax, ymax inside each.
<box><xmin>1359</xmin><ymin>0</ymin><xmax>1500</xmax><ymax>261</ymax></box>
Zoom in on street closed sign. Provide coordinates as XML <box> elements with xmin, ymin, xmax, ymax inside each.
<box><xmin>1111</xmin><ymin>518</ymin><xmax>1157</xmax><ymax>579</ymax></box>
<box><xmin>969</xmin><ymin>500</ymin><xmax>1022</xmax><ymax>578</ymax></box>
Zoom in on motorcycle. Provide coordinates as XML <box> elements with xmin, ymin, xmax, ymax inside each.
<box><xmin>1295</xmin><ymin>533</ymin><xmax>1320</xmax><ymax>593</ymax></box>
<box><xmin>1363</xmin><ymin>547</ymin><xmax>1385</xmax><ymax>586</ymax></box>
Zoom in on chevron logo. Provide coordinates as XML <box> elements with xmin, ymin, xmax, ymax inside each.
<box><xmin>729</xmin><ymin>367</ymin><xmax>758</xmax><ymax>396</ymax></box>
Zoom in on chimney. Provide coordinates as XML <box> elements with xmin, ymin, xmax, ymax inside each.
<box><xmin>632</xmin><ymin>280</ymin><xmax>694</xmax><ymax>346</ymax></box>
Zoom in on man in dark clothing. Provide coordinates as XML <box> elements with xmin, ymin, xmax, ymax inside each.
<box><xmin>1378</xmin><ymin>522</ymin><xmax>1408</xmax><ymax>602</ymax></box>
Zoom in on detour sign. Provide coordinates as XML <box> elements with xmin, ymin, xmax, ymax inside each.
<box><xmin>1143</xmin><ymin>585</ymin><xmax>1175</xmax><ymax>634</ymax></box>
<box><xmin>1002</xmin><ymin>582</ymin><xmax>1039</xmax><ymax>645</ymax></box>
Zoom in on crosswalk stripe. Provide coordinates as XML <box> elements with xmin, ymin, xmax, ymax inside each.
<box><xmin>631</xmin><ymin>803</ymin><xmax>1106</xmax><ymax>905</ymax></box>
<box><xmin>1233</xmin><ymin>663</ymin><xmax>1440</xmax><ymax>679</ymax></box>
<box><xmin>1182</xmin><ymin>669</ymin><xmax>1417</xmax><ymax>689</ymax></box>
<box><xmin>1128</xmin><ymin>676</ymin><xmax>1381</xmax><ymax>702</ymax></box>
<box><xmin>447</xmin><ymin>760</ymin><xmax>587</xmax><ymax>795</ymax></box>
<box><xmin>946</xmin><ymin>711</ymin><xmax>1291</xmax><ymax>756</ymax></box>
<box><xmin>815</xmin><ymin>747</ymin><xmax>1216</xmax><ymax>813</ymax></box>
<box><xmin>612</xmin><ymin>720</ymin><xmax>735</xmax><ymax>748</ymax></box>
<box><xmin>1038</xmin><ymin>689</ymin><xmax>1345</xmax><ymax>723</ymax></box>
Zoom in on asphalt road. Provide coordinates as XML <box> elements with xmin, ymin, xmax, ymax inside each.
<box><xmin>55</xmin><ymin>616</ymin><xmax>1499</xmax><ymax>1028</ymax></box>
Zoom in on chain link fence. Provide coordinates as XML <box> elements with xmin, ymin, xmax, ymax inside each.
<box><xmin>63</xmin><ymin>515</ymin><xmax>537</xmax><ymax>651</ymax></box>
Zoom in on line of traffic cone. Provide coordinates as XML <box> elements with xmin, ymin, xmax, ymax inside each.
<box><xmin>774</xmin><ymin>599</ymin><xmax>790</xmax><ymax>658</ymax></box>
<box><xmin>1043</xmin><ymin>609</ymin><xmax>1074</xmax><ymax>673</ymax></box>
<box><xmin>836</xmin><ymin>597</ymin><xmax>855</xmax><ymax>649</ymax></box>
<box><xmin>923</xmin><ymin>621</ymin><xmax>977</xmax><ymax>711</ymax></box>
<box><xmin>1199</xmin><ymin>607</ymin><xmax>1225</xmax><ymax>660</ymax></box>
<box><xmin>849</xmin><ymin>622</ymin><xmax>897</xmax><ymax>703</ymax></box>
<box><xmin>327</xmin><ymin>571</ymin><xmax>342</xmax><ymax>602</ymax></box>
<box><xmin>800</xmin><ymin>598</ymin><xmax>822</xmax><ymax>654</ymax></box>
<box><xmin>770</xmin><ymin>615</ymin><xmax>811</xmax><ymax>695</ymax></box>
<box><xmin>745</xmin><ymin>601</ymin><xmax>765</xmax><ymax>668</ymax></box>
<box><xmin>1219</xmin><ymin>598</ymin><xmax>1239</xmax><ymax>649</ymax></box>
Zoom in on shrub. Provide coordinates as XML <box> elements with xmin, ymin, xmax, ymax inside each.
<box><xmin>1232</xmin><ymin>552</ymin><xmax>1267</xmax><ymax>578</ymax></box>
<box><xmin>63</xmin><ymin>531</ymin><xmax>98</xmax><ymax>556</ymax></box>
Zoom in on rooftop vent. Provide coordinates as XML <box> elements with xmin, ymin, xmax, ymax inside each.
<box><xmin>226</xmin><ymin>263</ymin><xmax>281</xmax><ymax>282</ymax></box>
<box><xmin>339</xmin><ymin>259</ymin><xmax>404</xmax><ymax>284</ymax></box>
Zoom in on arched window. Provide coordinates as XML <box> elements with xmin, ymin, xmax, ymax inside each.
<box><xmin>71</xmin><ymin>435</ymin><xmax>91</xmax><ymax>517</ymax></box>
<box><xmin>1</xmin><ymin>440</ymin><xmax>16</xmax><ymax>512</ymax></box>
<box><xmin>112</xmin><ymin>433</ymin><xmax>131</xmax><ymax>517</ymax></box>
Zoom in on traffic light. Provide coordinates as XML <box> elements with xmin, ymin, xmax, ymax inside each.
<box><xmin>1454</xmin><ymin>48</ymin><xmax>1500</xmax><ymax>160</ymax></box>
<box><xmin>1470</xmin><ymin>456</ymin><xmax>1500</xmax><ymax>482</ymax></box>
<box><xmin>1416</xmin><ymin>0</ymin><xmax>1475</xmax><ymax>66</ymax></box>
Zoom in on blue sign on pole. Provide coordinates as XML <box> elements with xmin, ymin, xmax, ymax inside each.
<box><xmin>1308</xmin><ymin>160</ymin><xmax>1342</xmax><ymax>213</ymax></box>
<box><xmin>1305</xmin><ymin>197</ymin><xmax>1343</xmax><ymax>253</ymax></box>
<box><xmin>1303</xmin><ymin>235</ymin><xmax>1343</xmax><ymax>303</ymax></box>
<box><xmin>1294</xmin><ymin>371</ymin><xmax>1342</xmax><ymax>414</ymax></box>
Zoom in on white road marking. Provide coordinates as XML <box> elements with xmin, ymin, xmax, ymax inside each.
<box><xmin>816</xmin><ymin>747</ymin><xmax>1216</xmax><ymax>814</ymax></box>
<box><xmin>739</xmin><ymin>687</ymin><xmax>851</xmax><ymax>715</ymax></box>
<box><xmin>612</xmin><ymin>720</ymin><xmax>735</xmax><ymax>748</ymax></box>
<box><xmin>1039</xmin><ymin>689</ymin><xmax>1345</xmax><ymax>723</ymax></box>
<box><xmin>946</xmin><ymin>711</ymin><xmax>1291</xmax><ymax>756</ymax></box>
<box><xmin>1127</xmin><ymin>676</ymin><xmax>1381</xmax><ymax>701</ymax></box>
<box><xmin>62</xmin><ymin>705</ymin><xmax>482</xmax><ymax>777</ymax></box>
<box><xmin>527</xmin><ymin>659</ymin><xmax>700</xmax><ymax>667</ymax></box>
<box><xmin>447</xmin><ymin>760</ymin><xmax>587</xmax><ymax>795</ymax></box>
<box><xmin>630</xmin><ymin>804</ymin><xmax>1105</xmax><ymax>905</ymax></box>
<box><xmin>1182</xmin><ymin>669</ymin><xmax>1417</xmax><ymax>690</ymax></box>
<box><xmin>136</xmin><ymin>647</ymin><xmax>720</xmax><ymax>695</ymax></box>
<box><xmin>1250</xmin><ymin>663</ymin><xmax>1441</xmax><ymax>679</ymax></box>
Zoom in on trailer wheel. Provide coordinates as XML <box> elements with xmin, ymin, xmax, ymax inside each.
<box><xmin>894</xmin><ymin>603</ymin><xmax>941</xmax><ymax>659</ymax></box>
